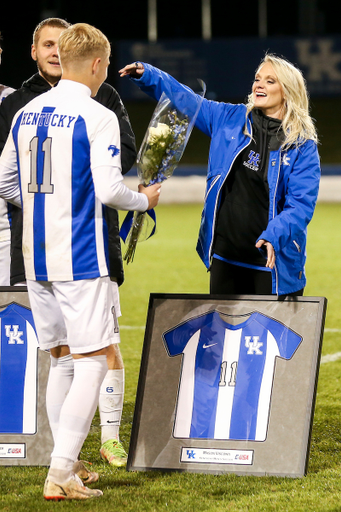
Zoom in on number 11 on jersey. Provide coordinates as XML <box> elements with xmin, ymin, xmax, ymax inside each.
<box><xmin>28</xmin><ymin>136</ymin><xmax>54</xmax><ymax>194</ymax></box>
<box><xmin>219</xmin><ymin>361</ymin><xmax>238</xmax><ymax>387</ymax></box>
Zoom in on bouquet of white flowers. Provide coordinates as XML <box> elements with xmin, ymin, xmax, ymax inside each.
<box><xmin>120</xmin><ymin>85</ymin><xmax>205</xmax><ymax>263</ymax></box>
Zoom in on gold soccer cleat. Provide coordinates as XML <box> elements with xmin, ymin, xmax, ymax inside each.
<box><xmin>43</xmin><ymin>474</ymin><xmax>103</xmax><ymax>501</ymax></box>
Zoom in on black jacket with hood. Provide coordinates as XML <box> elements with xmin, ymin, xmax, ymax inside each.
<box><xmin>0</xmin><ymin>73</ymin><xmax>137</xmax><ymax>286</ymax></box>
<box><xmin>214</xmin><ymin>108</ymin><xmax>284</xmax><ymax>266</ymax></box>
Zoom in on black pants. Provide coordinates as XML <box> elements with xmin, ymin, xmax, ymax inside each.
<box><xmin>210</xmin><ymin>258</ymin><xmax>304</xmax><ymax>297</ymax></box>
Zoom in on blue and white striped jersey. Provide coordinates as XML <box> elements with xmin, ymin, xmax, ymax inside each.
<box><xmin>0</xmin><ymin>303</ymin><xmax>38</xmax><ymax>434</ymax></box>
<box><xmin>0</xmin><ymin>80</ymin><xmax>147</xmax><ymax>281</ymax></box>
<box><xmin>163</xmin><ymin>311</ymin><xmax>302</xmax><ymax>441</ymax></box>
<box><xmin>0</xmin><ymin>86</ymin><xmax>15</xmax><ymax>276</ymax></box>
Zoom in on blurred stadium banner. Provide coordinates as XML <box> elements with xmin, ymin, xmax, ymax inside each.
<box><xmin>116</xmin><ymin>37</ymin><xmax>341</xmax><ymax>101</ymax></box>
<box><xmin>124</xmin><ymin>165</ymin><xmax>341</xmax><ymax>203</ymax></box>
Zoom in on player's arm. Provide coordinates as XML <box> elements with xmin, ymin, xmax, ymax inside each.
<box><xmin>92</xmin><ymin>165</ymin><xmax>160</xmax><ymax>211</ymax></box>
<box><xmin>0</xmin><ymin>163</ymin><xmax>21</xmax><ymax>206</ymax></box>
<box><xmin>91</xmin><ymin>110</ymin><xmax>160</xmax><ymax>210</ymax></box>
<box><xmin>0</xmin><ymin>132</ymin><xmax>21</xmax><ymax>206</ymax></box>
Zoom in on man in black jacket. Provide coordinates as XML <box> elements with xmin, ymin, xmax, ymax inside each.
<box><xmin>0</xmin><ymin>17</ymin><xmax>136</xmax><ymax>472</ymax></box>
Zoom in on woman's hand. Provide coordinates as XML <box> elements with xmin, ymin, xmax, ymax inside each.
<box><xmin>255</xmin><ymin>239</ymin><xmax>276</xmax><ymax>269</ymax></box>
<box><xmin>119</xmin><ymin>62</ymin><xmax>145</xmax><ymax>78</ymax></box>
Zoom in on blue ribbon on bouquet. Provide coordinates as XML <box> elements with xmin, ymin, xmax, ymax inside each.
<box><xmin>119</xmin><ymin>208</ymin><xmax>157</xmax><ymax>243</ymax></box>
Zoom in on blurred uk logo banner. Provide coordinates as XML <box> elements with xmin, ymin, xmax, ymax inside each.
<box><xmin>296</xmin><ymin>39</ymin><xmax>341</xmax><ymax>95</ymax></box>
<box><xmin>117</xmin><ymin>37</ymin><xmax>341</xmax><ymax>99</ymax></box>
<box><xmin>180</xmin><ymin>447</ymin><xmax>254</xmax><ymax>465</ymax></box>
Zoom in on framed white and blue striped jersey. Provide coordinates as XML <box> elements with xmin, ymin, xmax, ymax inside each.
<box><xmin>0</xmin><ymin>303</ymin><xmax>38</xmax><ymax>434</ymax></box>
<box><xmin>0</xmin><ymin>80</ymin><xmax>145</xmax><ymax>282</ymax></box>
<box><xmin>163</xmin><ymin>310</ymin><xmax>302</xmax><ymax>441</ymax></box>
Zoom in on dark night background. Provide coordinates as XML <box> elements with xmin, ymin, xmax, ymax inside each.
<box><xmin>2</xmin><ymin>1</ymin><xmax>341</xmax><ymax>165</ymax></box>
<box><xmin>1</xmin><ymin>0</ymin><xmax>340</xmax><ymax>90</ymax></box>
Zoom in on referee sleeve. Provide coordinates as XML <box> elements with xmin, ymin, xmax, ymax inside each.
<box><xmin>92</xmin><ymin>165</ymin><xmax>148</xmax><ymax>212</ymax></box>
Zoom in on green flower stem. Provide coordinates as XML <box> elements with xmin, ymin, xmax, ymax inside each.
<box><xmin>123</xmin><ymin>211</ymin><xmax>146</xmax><ymax>264</ymax></box>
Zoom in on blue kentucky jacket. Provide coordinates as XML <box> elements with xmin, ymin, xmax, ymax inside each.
<box><xmin>131</xmin><ymin>63</ymin><xmax>321</xmax><ymax>295</ymax></box>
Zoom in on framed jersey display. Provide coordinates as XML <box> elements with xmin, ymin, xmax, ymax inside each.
<box><xmin>127</xmin><ymin>293</ymin><xmax>327</xmax><ymax>477</ymax></box>
<box><xmin>0</xmin><ymin>287</ymin><xmax>53</xmax><ymax>465</ymax></box>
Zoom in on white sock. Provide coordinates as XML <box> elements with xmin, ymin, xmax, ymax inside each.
<box><xmin>99</xmin><ymin>369</ymin><xmax>124</xmax><ymax>444</ymax></box>
<box><xmin>47</xmin><ymin>456</ymin><xmax>74</xmax><ymax>484</ymax></box>
<box><xmin>50</xmin><ymin>355</ymin><xmax>107</xmax><ymax>466</ymax></box>
<box><xmin>46</xmin><ymin>354</ymin><xmax>74</xmax><ymax>444</ymax></box>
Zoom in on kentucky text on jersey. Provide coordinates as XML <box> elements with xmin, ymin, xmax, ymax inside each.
<box><xmin>20</xmin><ymin>111</ymin><xmax>76</xmax><ymax>129</ymax></box>
<box><xmin>0</xmin><ymin>303</ymin><xmax>39</xmax><ymax>434</ymax></box>
<box><xmin>163</xmin><ymin>311</ymin><xmax>302</xmax><ymax>441</ymax></box>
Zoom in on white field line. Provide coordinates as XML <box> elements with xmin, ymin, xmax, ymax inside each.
<box><xmin>319</xmin><ymin>328</ymin><xmax>341</xmax><ymax>364</ymax></box>
<box><xmin>321</xmin><ymin>352</ymin><xmax>341</xmax><ymax>364</ymax></box>
<box><xmin>120</xmin><ymin>325</ymin><xmax>145</xmax><ymax>330</ymax></box>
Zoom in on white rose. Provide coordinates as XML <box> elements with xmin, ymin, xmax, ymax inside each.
<box><xmin>147</xmin><ymin>123</ymin><xmax>171</xmax><ymax>144</ymax></box>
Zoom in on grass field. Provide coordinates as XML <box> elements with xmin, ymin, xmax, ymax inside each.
<box><xmin>1</xmin><ymin>202</ymin><xmax>341</xmax><ymax>511</ymax></box>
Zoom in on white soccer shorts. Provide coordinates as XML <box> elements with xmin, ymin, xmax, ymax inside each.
<box><xmin>27</xmin><ymin>276</ymin><xmax>121</xmax><ymax>354</ymax></box>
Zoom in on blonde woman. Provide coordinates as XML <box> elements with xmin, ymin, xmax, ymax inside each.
<box><xmin>120</xmin><ymin>54</ymin><xmax>320</xmax><ymax>296</ymax></box>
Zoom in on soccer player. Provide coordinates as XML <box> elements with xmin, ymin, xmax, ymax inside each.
<box><xmin>0</xmin><ymin>31</ymin><xmax>15</xmax><ymax>285</ymax></box>
<box><xmin>0</xmin><ymin>18</ymin><xmax>135</xmax><ymax>468</ymax></box>
<box><xmin>0</xmin><ymin>22</ymin><xmax>161</xmax><ymax>500</ymax></box>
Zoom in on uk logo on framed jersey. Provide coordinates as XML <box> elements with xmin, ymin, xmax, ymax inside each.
<box><xmin>127</xmin><ymin>293</ymin><xmax>327</xmax><ymax>477</ymax></box>
<box><xmin>0</xmin><ymin>287</ymin><xmax>53</xmax><ymax>466</ymax></box>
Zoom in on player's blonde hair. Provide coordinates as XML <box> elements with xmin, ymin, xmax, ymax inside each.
<box><xmin>58</xmin><ymin>23</ymin><xmax>110</xmax><ymax>67</ymax></box>
<box><xmin>245</xmin><ymin>53</ymin><xmax>318</xmax><ymax>147</ymax></box>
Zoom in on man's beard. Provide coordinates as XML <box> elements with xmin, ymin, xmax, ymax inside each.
<box><xmin>36</xmin><ymin>60</ymin><xmax>61</xmax><ymax>86</ymax></box>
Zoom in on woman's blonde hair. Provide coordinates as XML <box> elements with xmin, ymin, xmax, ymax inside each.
<box><xmin>58</xmin><ymin>23</ymin><xmax>110</xmax><ymax>67</ymax></box>
<box><xmin>245</xmin><ymin>53</ymin><xmax>318</xmax><ymax>147</ymax></box>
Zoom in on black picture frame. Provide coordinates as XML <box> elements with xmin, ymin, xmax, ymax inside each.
<box><xmin>127</xmin><ymin>293</ymin><xmax>327</xmax><ymax>477</ymax></box>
